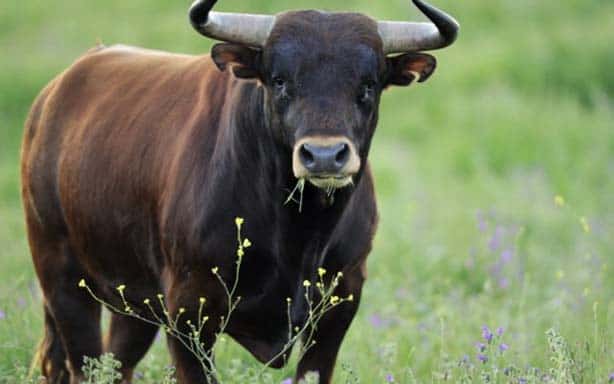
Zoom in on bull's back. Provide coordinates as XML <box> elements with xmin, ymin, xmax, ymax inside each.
<box><xmin>21</xmin><ymin>45</ymin><xmax>228</xmax><ymax>273</ymax></box>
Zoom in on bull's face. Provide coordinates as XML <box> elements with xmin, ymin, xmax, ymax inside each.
<box><xmin>192</xmin><ymin>0</ymin><xmax>458</xmax><ymax>190</ymax></box>
<box><xmin>263</xmin><ymin>15</ymin><xmax>382</xmax><ymax>190</ymax></box>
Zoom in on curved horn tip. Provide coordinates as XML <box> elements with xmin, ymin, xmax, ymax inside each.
<box><xmin>189</xmin><ymin>0</ymin><xmax>217</xmax><ymax>27</ymax></box>
<box><xmin>411</xmin><ymin>0</ymin><xmax>460</xmax><ymax>46</ymax></box>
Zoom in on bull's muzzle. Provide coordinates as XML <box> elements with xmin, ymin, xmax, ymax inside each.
<box><xmin>292</xmin><ymin>136</ymin><xmax>360</xmax><ymax>189</ymax></box>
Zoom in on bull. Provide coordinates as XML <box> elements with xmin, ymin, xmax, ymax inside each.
<box><xmin>21</xmin><ymin>0</ymin><xmax>458</xmax><ymax>382</ymax></box>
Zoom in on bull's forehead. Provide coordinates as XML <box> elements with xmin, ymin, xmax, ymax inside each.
<box><xmin>266</xmin><ymin>10</ymin><xmax>383</xmax><ymax>56</ymax></box>
<box><xmin>263</xmin><ymin>11</ymin><xmax>385</xmax><ymax>78</ymax></box>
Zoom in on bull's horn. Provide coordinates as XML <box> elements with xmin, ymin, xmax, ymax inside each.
<box><xmin>378</xmin><ymin>0</ymin><xmax>459</xmax><ymax>54</ymax></box>
<box><xmin>189</xmin><ymin>0</ymin><xmax>275</xmax><ymax>47</ymax></box>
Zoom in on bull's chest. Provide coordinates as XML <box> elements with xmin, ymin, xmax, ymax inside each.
<box><xmin>221</xmin><ymin>244</ymin><xmax>319</xmax><ymax>362</ymax></box>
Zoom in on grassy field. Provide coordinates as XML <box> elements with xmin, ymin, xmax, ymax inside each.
<box><xmin>1</xmin><ymin>0</ymin><xmax>613</xmax><ymax>382</ymax></box>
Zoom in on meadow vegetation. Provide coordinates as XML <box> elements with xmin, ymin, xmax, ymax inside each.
<box><xmin>0</xmin><ymin>0</ymin><xmax>612</xmax><ymax>382</ymax></box>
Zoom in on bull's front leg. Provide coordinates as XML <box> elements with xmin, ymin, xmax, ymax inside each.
<box><xmin>165</xmin><ymin>270</ymin><xmax>225</xmax><ymax>384</ymax></box>
<box><xmin>167</xmin><ymin>330</ymin><xmax>216</xmax><ymax>384</ymax></box>
<box><xmin>295</xmin><ymin>264</ymin><xmax>365</xmax><ymax>384</ymax></box>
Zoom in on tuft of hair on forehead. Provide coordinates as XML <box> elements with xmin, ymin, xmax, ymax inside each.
<box><xmin>266</xmin><ymin>10</ymin><xmax>384</xmax><ymax>54</ymax></box>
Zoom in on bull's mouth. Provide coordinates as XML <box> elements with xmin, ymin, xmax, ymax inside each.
<box><xmin>306</xmin><ymin>174</ymin><xmax>353</xmax><ymax>189</ymax></box>
<box><xmin>285</xmin><ymin>174</ymin><xmax>354</xmax><ymax>212</ymax></box>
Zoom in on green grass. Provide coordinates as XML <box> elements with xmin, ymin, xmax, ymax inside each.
<box><xmin>0</xmin><ymin>0</ymin><xmax>612</xmax><ymax>382</ymax></box>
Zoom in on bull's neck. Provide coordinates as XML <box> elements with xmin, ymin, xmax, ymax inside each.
<box><xmin>218</xmin><ymin>81</ymin><xmax>290</xmax><ymax>202</ymax></box>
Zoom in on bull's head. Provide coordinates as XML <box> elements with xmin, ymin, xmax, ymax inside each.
<box><xmin>189</xmin><ymin>0</ymin><xmax>458</xmax><ymax>190</ymax></box>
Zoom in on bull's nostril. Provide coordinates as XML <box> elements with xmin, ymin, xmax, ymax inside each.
<box><xmin>300</xmin><ymin>144</ymin><xmax>315</xmax><ymax>168</ymax></box>
<box><xmin>335</xmin><ymin>143</ymin><xmax>350</xmax><ymax>167</ymax></box>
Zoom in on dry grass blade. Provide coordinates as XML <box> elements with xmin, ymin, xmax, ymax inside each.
<box><xmin>284</xmin><ymin>178</ymin><xmax>306</xmax><ymax>212</ymax></box>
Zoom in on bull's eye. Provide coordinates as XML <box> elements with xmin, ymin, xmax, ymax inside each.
<box><xmin>359</xmin><ymin>80</ymin><xmax>377</xmax><ymax>105</ymax></box>
<box><xmin>271</xmin><ymin>76</ymin><xmax>291</xmax><ymax>102</ymax></box>
<box><xmin>272</xmin><ymin>76</ymin><xmax>286</xmax><ymax>91</ymax></box>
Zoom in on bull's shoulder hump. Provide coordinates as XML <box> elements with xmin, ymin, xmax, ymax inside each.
<box><xmin>62</xmin><ymin>44</ymin><xmax>211</xmax><ymax>81</ymax></box>
<box><xmin>97</xmin><ymin>44</ymin><xmax>195</xmax><ymax>58</ymax></box>
<box><xmin>72</xmin><ymin>44</ymin><xmax>201</xmax><ymax>69</ymax></box>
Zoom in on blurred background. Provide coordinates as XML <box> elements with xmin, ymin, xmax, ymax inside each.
<box><xmin>1</xmin><ymin>0</ymin><xmax>612</xmax><ymax>382</ymax></box>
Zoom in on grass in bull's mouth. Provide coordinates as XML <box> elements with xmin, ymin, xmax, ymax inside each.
<box><xmin>284</xmin><ymin>178</ymin><xmax>306</xmax><ymax>212</ymax></box>
<box><xmin>325</xmin><ymin>185</ymin><xmax>336</xmax><ymax>202</ymax></box>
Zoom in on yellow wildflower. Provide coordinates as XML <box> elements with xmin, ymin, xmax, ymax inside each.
<box><xmin>303</xmin><ymin>280</ymin><xmax>311</xmax><ymax>287</ymax></box>
<box><xmin>243</xmin><ymin>238</ymin><xmax>252</xmax><ymax>248</ymax></box>
<box><xmin>199</xmin><ymin>297</ymin><xmax>206</xmax><ymax>304</ymax></box>
<box><xmin>580</xmin><ymin>217</ymin><xmax>590</xmax><ymax>233</ymax></box>
<box><xmin>116</xmin><ymin>284</ymin><xmax>126</xmax><ymax>293</ymax></box>
<box><xmin>143</xmin><ymin>298</ymin><xmax>150</xmax><ymax>305</ymax></box>
<box><xmin>330</xmin><ymin>296</ymin><xmax>340</xmax><ymax>305</ymax></box>
<box><xmin>78</xmin><ymin>279</ymin><xmax>86</xmax><ymax>288</ymax></box>
<box><xmin>554</xmin><ymin>195</ymin><xmax>565</xmax><ymax>207</ymax></box>
<box><xmin>318</xmin><ymin>267</ymin><xmax>327</xmax><ymax>277</ymax></box>
<box><xmin>235</xmin><ymin>217</ymin><xmax>244</xmax><ymax>227</ymax></box>
<box><xmin>211</xmin><ymin>267</ymin><xmax>219</xmax><ymax>274</ymax></box>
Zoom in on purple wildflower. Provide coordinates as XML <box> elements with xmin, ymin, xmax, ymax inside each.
<box><xmin>608</xmin><ymin>373</ymin><xmax>614</xmax><ymax>383</ymax></box>
<box><xmin>496</xmin><ymin>327</ymin><xmax>504</xmax><ymax>336</ymax></box>
<box><xmin>518</xmin><ymin>379</ymin><xmax>527</xmax><ymax>384</ymax></box>
<box><xmin>417</xmin><ymin>322</ymin><xmax>428</xmax><ymax>333</ymax></box>
<box><xmin>281</xmin><ymin>378</ymin><xmax>293</xmax><ymax>384</ymax></box>
<box><xmin>482</xmin><ymin>325</ymin><xmax>494</xmax><ymax>342</ymax></box>
<box><xmin>477</xmin><ymin>211</ymin><xmax>487</xmax><ymax>232</ymax></box>
<box><xmin>476</xmin><ymin>342</ymin><xmax>486</xmax><ymax>352</ymax></box>
<box><xmin>498</xmin><ymin>277</ymin><xmax>509</xmax><ymax>289</ymax></box>
<box><xmin>0</xmin><ymin>309</ymin><xmax>5</xmax><ymax>320</ymax></box>
<box><xmin>369</xmin><ymin>313</ymin><xmax>384</xmax><ymax>329</ymax></box>
<box><xmin>488</xmin><ymin>226</ymin><xmax>505</xmax><ymax>252</ymax></box>
<box><xmin>500</xmin><ymin>249</ymin><xmax>513</xmax><ymax>263</ymax></box>
<box><xmin>477</xmin><ymin>354</ymin><xmax>488</xmax><ymax>364</ymax></box>
<box><xmin>499</xmin><ymin>343</ymin><xmax>509</xmax><ymax>352</ymax></box>
<box><xmin>369</xmin><ymin>313</ymin><xmax>396</xmax><ymax>329</ymax></box>
<box><xmin>386</xmin><ymin>373</ymin><xmax>395</xmax><ymax>383</ymax></box>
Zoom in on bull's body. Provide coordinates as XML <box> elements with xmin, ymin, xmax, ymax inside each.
<box><xmin>23</xmin><ymin>0</ymin><xmax>458</xmax><ymax>382</ymax></box>
<box><xmin>22</xmin><ymin>45</ymin><xmax>376</xmax><ymax>383</ymax></box>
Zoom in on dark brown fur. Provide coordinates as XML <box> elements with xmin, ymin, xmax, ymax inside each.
<box><xmin>22</xmin><ymin>10</ymin><xmax>438</xmax><ymax>384</ymax></box>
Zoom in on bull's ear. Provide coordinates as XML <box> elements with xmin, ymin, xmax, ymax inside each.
<box><xmin>385</xmin><ymin>53</ymin><xmax>437</xmax><ymax>87</ymax></box>
<box><xmin>211</xmin><ymin>43</ymin><xmax>261</xmax><ymax>79</ymax></box>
